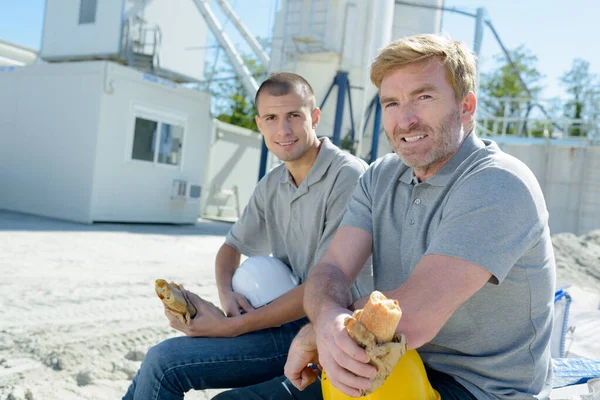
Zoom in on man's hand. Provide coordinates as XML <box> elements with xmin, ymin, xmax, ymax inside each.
<box><xmin>284</xmin><ymin>324</ymin><xmax>321</xmax><ymax>391</ymax></box>
<box><xmin>314</xmin><ymin>309</ymin><xmax>377</xmax><ymax>397</ymax></box>
<box><xmin>165</xmin><ymin>290</ymin><xmax>239</xmax><ymax>337</ymax></box>
<box><xmin>218</xmin><ymin>288</ymin><xmax>254</xmax><ymax>317</ymax></box>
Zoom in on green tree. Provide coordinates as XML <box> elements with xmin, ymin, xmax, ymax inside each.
<box><xmin>560</xmin><ymin>58</ymin><xmax>600</xmax><ymax>136</ymax></box>
<box><xmin>479</xmin><ymin>45</ymin><xmax>545</xmax><ymax>136</ymax></box>
<box><xmin>199</xmin><ymin>51</ymin><xmax>268</xmax><ymax>131</ymax></box>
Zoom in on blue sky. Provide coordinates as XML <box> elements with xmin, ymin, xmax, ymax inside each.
<box><xmin>1</xmin><ymin>0</ymin><xmax>598</xmax><ymax>99</ymax></box>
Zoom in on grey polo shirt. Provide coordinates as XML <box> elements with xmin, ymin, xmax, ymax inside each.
<box><xmin>341</xmin><ymin>133</ymin><xmax>555</xmax><ymax>399</ymax></box>
<box><xmin>226</xmin><ymin>137</ymin><xmax>372</xmax><ymax>300</ymax></box>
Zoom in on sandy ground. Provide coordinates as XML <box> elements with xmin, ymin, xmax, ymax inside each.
<box><xmin>0</xmin><ymin>210</ymin><xmax>229</xmax><ymax>400</ymax></box>
<box><xmin>1</xmin><ymin>209</ymin><xmax>599</xmax><ymax>400</ymax></box>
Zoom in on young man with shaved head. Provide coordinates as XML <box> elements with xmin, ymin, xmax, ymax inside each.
<box><xmin>123</xmin><ymin>73</ymin><xmax>372</xmax><ymax>399</ymax></box>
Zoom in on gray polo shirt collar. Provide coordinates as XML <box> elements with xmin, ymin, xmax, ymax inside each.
<box><xmin>398</xmin><ymin>132</ymin><xmax>484</xmax><ymax>187</ymax></box>
<box><xmin>399</xmin><ymin>168</ymin><xmax>418</xmax><ymax>185</ymax></box>
<box><xmin>278</xmin><ymin>137</ymin><xmax>335</xmax><ymax>188</ymax></box>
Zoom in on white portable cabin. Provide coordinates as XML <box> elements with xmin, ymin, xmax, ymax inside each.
<box><xmin>0</xmin><ymin>62</ymin><xmax>211</xmax><ymax>224</ymax></box>
<box><xmin>40</xmin><ymin>0</ymin><xmax>208</xmax><ymax>82</ymax></box>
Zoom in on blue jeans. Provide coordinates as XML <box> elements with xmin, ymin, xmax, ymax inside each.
<box><xmin>123</xmin><ymin>318</ymin><xmax>308</xmax><ymax>400</ymax></box>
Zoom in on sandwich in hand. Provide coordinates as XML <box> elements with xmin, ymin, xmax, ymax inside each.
<box><xmin>155</xmin><ymin>279</ymin><xmax>197</xmax><ymax>325</ymax></box>
<box><xmin>344</xmin><ymin>291</ymin><xmax>407</xmax><ymax>395</ymax></box>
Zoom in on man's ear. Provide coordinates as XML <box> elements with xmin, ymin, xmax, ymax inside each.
<box><xmin>255</xmin><ymin>114</ymin><xmax>262</xmax><ymax>132</ymax></box>
<box><xmin>311</xmin><ymin>107</ymin><xmax>321</xmax><ymax>128</ymax></box>
<box><xmin>461</xmin><ymin>92</ymin><xmax>477</xmax><ymax>125</ymax></box>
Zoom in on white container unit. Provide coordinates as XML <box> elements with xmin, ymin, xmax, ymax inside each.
<box><xmin>40</xmin><ymin>0</ymin><xmax>125</xmax><ymax>61</ymax></box>
<box><xmin>40</xmin><ymin>0</ymin><xmax>207</xmax><ymax>82</ymax></box>
<box><xmin>0</xmin><ymin>61</ymin><xmax>211</xmax><ymax>224</ymax></box>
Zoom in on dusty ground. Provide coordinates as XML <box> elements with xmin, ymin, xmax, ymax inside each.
<box><xmin>0</xmin><ymin>210</ymin><xmax>599</xmax><ymax>400</ymax></box>
<box><xmin>554</xmin><ymin>230</ymin><xmax>600</xmax><ymax>291</ymax></box>
<box><xmin>0</xmin><ymin>210</ymin><xmax>230</xmax><ymax>400</ymax></box>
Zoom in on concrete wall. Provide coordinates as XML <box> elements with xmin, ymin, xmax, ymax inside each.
<box><xmin>0</xmin><ymin>63</ymin><xmax>103</xmax><ymax>222</ymax></box>
<box><xmin>489</xmin><ymin>137</ymin><xmax>600</xmax><ymax>235</ymax></box>
<box><xmin>201</xmin><ymin>120</ymin><xmax>263</xmax><ymax>220</ymax></box>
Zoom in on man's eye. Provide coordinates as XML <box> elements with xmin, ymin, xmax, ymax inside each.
<box><xmin>384</xmin><ymin>102</ymin><xmax>397</xmax><ymax>109</ymax></box>
<box><xmin>418</xmin><ymin>95</ymin><xmax>432</xmax><ymax>100</ymax></box>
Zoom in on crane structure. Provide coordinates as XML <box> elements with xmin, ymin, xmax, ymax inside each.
<box><xmin>191</xmin><ymin>0</ymin><xmax>272</xmax><ymax>179</ymax></box>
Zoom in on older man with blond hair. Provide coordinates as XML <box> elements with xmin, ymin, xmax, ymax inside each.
<box><xmin>300</xmin><ymin>32</ymin><xmax>554</xmax><ymax>399</ymax></box>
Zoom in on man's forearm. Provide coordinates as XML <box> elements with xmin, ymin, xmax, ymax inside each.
<box><xmin>304</xmin><ymin>261</ymin><xmax>353</xmax><ymax>325</ymax></box>
<box><xmin>295</xmin><ymin>322</ymin><xmax>316</xmax><ymax>346</ymax></box>
<box><xmin>214</xmin><ymin>243</ymin><xmax>241</xmax><ymax>293</ymax></box>
<box><xmin>232</xmin><ymin>284</ymin><xmax>307</xmax><ymax>335</ymax></box>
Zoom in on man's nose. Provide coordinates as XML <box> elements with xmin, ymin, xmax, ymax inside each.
<box><xmin>393</xmin><ymin>104</ymin><xmax>418</xmax><ymax>131</ymax></box>
<box><xmin>277</xmin><ymin>117</ymin><xmax>292</xmax><ymax>135</ymax></box>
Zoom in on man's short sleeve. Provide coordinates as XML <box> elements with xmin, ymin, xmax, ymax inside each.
<box><xmin>340</xmin><ymin>167</ymin><xmax>374</xmax><ymax>235</ymax></box>
<box><xmin>314</xmin><ymin>162</ymin><xmax>367</xmax><ymax>262</ymax></box>
<box><xmin>425</xmin><ymin>168</ymin><xmax>546</xmax><ymax>284</ymax></box>
<box><xmin>225</xmin><ymin>183</ymin><xmax>270</xmax><ymax>256</ymax></box>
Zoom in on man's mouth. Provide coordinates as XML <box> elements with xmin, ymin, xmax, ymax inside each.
<box><xmin>402</xmin><ymin>135</ymin><xmax>426</xmax><ymax>143</ymax></box>
<box><xmin>277</xmin><ymin>139</ymin><xmax>298</xmax><ymax>146</ymax></box>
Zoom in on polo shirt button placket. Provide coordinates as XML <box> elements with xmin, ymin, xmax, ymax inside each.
<box><xmin>414</xmin><ymin>198</ymin><xmax>421</xmax><ymax>205</ymax></box>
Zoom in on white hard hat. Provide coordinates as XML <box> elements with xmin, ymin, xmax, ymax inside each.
<box><xmin>232</xmin><ymin>256</ymin><xmax>299</xmax><ymax>308</ymax></box>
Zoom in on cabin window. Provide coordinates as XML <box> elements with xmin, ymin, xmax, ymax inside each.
<box><xmin>131</xmin><ymin>118</ymin><xmax>157</xmax><ymax>162</ymax></box>
<box><xmin>79</xmin><ymin>0</ymin><xmax>98</xmax><ymax>24</ymax></box>
<box><xmin>131</xmin><ymin>115</ymin><xmax>185</xmax><ymax>167</ymax></box>
<box><xmin>156</xmin><ymin>123</ymin><xmax>184</xmax><ymax>166</ymax></box>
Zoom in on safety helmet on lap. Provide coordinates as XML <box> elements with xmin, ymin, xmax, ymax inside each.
<box><xmin>232</xmin><ymin>256</ymin><xmax>299</xmax><ymax>308</ymax></box>
<box><xmin>322</xmin><ymin>350</ymin><xmax>440</xmax><ymax>400</ymax></box>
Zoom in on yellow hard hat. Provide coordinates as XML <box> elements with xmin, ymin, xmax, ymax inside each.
<box><xmin>322</xmin><ymin>350</ymin><xmax>440</xmax><ymax>400</ymax></box>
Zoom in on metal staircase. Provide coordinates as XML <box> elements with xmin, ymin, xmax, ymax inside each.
<box><xmin>121</xmin><ymin>13</ymin><xmax>162</xmax><ymax>74</ymax></box>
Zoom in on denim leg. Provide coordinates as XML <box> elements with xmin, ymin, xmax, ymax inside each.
<box><xmin>212</xmin><ymin>376</ymin><xmax>323</xmax><ymax>400</ymax></box>
<box><xmin>123</xmin><ymin>319</ymin><xmax>307</xmax><ymax>400</ymax></box>
<box><xmin>426</xmin><ymin>365</ymin><xmax>477</xmax><ymax>400</ymax></box>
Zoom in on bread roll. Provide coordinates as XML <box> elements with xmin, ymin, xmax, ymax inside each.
<box><xmin>357</xmin><ymin>291</ymin><xmax>402</xmax><ymax>343</ymax></box>
<box><xmin>155</xmin><ymin>279</ymin><xmax>197</xmax><ymax>325</ymax></box>
<box><xmin>344</xmin><ymin>291</ymin><xmax>406</xmax><ymax>395</ymax></box>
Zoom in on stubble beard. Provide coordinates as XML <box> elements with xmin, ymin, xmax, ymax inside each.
<box><xmin>276</xmin><ymin>129</ymin><xmax>317</xmax><ymax>163</ymax></box>
<box><xmin>390</xmin><ymin>108</ymin><xmax>463</xmax><ymax>169</ymax></box>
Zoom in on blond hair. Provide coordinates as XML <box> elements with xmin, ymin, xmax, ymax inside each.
<box><xmin>370</xmin><ymin>34</ymin><xmax>477</xmax><ymax>100</ymax></box>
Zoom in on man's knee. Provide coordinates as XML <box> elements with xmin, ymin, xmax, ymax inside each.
<box><xmin>141</xmin><ymin>338</ymin><xmax>179</xmax><ymax>373</ymax></box>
